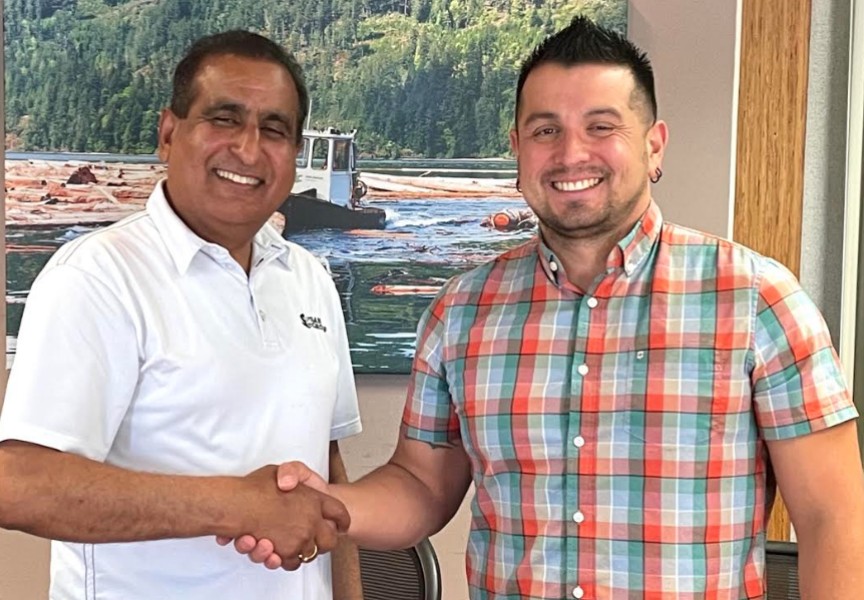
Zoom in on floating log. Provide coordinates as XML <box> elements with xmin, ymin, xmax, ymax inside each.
<box><xmin>4</xmin><ymin>158</ymin><xmax>520</xmax><ymax>228</ymax></box>
<box><xmin>361</xmin><ymin>172</ymin><xmax>519</xmax><ymax>198</ymax></box>
<box><xmin>370</xmin><ymin>284</ymin><xmax>442</xmax><ymax>296</ymax></box>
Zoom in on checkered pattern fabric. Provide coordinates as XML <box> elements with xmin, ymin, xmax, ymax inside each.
<box><xmin>402</xmin><ymin>201</ymin><xmax>856</xmax><ymax>599</ymax></box>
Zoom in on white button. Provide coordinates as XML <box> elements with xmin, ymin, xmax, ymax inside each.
<box><xmin>577</xmin><ymin>364</ymin><xmax>589</xmax><ymax>376</ymax></box>
<box><xmin>573</xmin><ymin>436</ymin><xmax>585</xmax><ymax>448</ymax></box>
<box><xmin>549</xmin><ymin>261</ymin><xmax>558</xmax><ymax>272</ymax></box>
<box><xmin>636</xmin><ymin>350</ymin><xmax>645</xmax><ymax>360</ymax></box>
<box><xmin>573</xmin><ymin>586</ymin><xmax>585</xmax><ymax>599</ymax></box>
<box><xmin>573</xmin><ymin>510</ymin><xmax>585</xmax><ymax>523</ymax></box>
<box><xmin>586</xmin><ymin>297</ymin><xmax>598</xmax><ymax>308</ymax></box>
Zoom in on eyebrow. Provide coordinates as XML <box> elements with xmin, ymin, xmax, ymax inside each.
<box><xmin>520</xmin><ymin>111</ymin><xmax>560</xmax><ymax>128</ymax></box>
<box><xmin>584</xmin><ymin>107</ymin><xmax>623</xmax><ymax>120</ymax></box>
<box><xmin>521</xmin><ymin>107</ymin><xmax>624</xmax><ymax>128</ymax></box>
<box><xmin>201</xmin><ymin>101</ymin><xmax>244</xmax><ymax>117</ymax></box>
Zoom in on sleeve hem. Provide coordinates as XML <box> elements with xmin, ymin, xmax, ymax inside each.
<box><xmin>330</xmin><ymin>418</ymin><xmax>362</xmax><ymax>441</ymax></box>
<box><xmin>760</xmin><ymin>406</ymin><xmax>859</xmax><ymax>441</ymax></box>
<box><xmin>0</xmin><ymin>423</ymin><xmax>108</xmax><ymax>461</ymax></box>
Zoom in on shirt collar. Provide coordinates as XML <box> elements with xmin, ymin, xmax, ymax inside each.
<box><xmin>536</xmin><ymin>199</ymin><xmax>664</xmax><ymax>286</ymax></box>
<box><xmin>618</xmin><ymin>199</ymin><xmax>663</xmax><ymax>276</ymax></box>
<box><xmin>147</xmin><ymin>180</ymin><xmax>292</xmax><ymax>275</ymax></box>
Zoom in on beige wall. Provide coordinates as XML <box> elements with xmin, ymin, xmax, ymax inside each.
<box><xmin>629</xmin><ymin>0</ymin><xmax>741</xmax><ymax>238</ymax></box>
<box><xmin>0</xmin><ymin>532</ymin><xmax>48</xmax><ymax>600</ymax></box>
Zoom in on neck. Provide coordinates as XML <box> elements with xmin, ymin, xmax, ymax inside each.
<box><xmin>228</xmin><ymin>243</ymin><xmax>254</xmax><ymax>274</ymax></box>
<box><xmin>541</xmin><ymin>227</ymin><xmax>620</xmax><ymax>291</ymax></box>
<box><xmin>164</xmin><ymin>196</ymin><xmax>257</xmax><ymax>274</ymax></box>
<box><xmin>193</xmin><ymin>224</ymin><xmax>255</xmax><ymax>273</ymax></box>
<box><xmin>184</xmin><ymin>220</ymin><xmax>256</xmax><ymax>274</ymax></box>
<box><xmin>541</xmin><ymin>206</ymin><xmax>647</xmax><ymax>291</ymax></box>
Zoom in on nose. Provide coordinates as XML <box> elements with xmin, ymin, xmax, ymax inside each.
<box><xmin>558</xmin><ymin>130</ymin><xmax>591</xmax><ymax>165</ymax></box>
<box><xmin>232</xmin><ymin>122</ymin><xmax>262</xmax><ymax>165</ymax></box>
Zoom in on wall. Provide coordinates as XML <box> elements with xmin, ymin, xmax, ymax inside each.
<box><xmin>628</xmin><ymin>0</ymin><xmax>741</xmax><ymax>238</ymax></box>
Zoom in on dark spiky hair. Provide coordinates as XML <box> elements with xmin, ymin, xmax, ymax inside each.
<box><xmin>515</xmin><ymin>16</ymin><xmax>657</xmax><ymax>126</ymax></box>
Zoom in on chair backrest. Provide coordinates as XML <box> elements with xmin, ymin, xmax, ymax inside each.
<box><xmin>765</xmin><ymin>541</ymin><xmax>800</xmax><ymax>600</ymax></box>
<box><xmin>359</xmin><ymin>538</ymin><xmax>442</xmax><ymax>600</ymax></box>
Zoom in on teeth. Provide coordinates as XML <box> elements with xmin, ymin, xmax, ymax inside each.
<box><xmin>553</xmin><ymin>178</ymin><xmax>601</xmax><ymax>192</ymax></box>
<box><xmin>215</xmin><ymin>169</ymin><xmax>262</xmax><ymax>186</ymax></box>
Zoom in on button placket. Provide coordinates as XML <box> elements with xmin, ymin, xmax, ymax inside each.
<box><xmin>249</xmin><ymin>278</ymin><xmax>280</xmax><ymax>350</ymax></box>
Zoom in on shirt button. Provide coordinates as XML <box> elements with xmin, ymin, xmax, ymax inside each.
<box><xmin>577</xmin><ymin>364</ymin><xmax>589</xmax><ymax>376</ymax></box>
<box><xmin>573</xmin><ymin>510</ymin><xmax>585</xmax><ymax>524</ymax></box>
<box><xmin>573</xmin><ymin>586</ymin><xmax>585</xmax><ymax>599</ymax></box>
<box><xmin>573</xmin><ymin>436</ymin><xmax>585</xmax><ymax>448</ymax></box>
<box><xmin>586</xmin><ymin>297</ymin><xmax>598</xmax><ymax>308</ymax></box>
<box><xmin>550</xmin><ymin>260</ymin><xmax>558</xmax><ymax>272</ymax></box>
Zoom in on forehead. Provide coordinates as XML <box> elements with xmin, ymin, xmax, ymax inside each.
<box><xmin>190</xmin><ymin>54</ymin><xmax>299</xmax><ymax>113</ymax></box>
<box><xmin>519</xmin><ymin>63</ymin><xmax>639</xmax><ymax>119</ymax></box>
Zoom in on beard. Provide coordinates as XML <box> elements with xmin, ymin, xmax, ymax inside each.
<box><xmin>528</xmin><ymin>177</ymin><xmax>650</xmax><ymax>242</ymax></box>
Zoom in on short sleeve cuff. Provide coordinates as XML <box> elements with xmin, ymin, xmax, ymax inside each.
<box><xmin>759</xmin><ymin>404</ymin><xmax>859</xmax><ymax>441</ymax></box>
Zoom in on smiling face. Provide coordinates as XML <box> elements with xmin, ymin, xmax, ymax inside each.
<box><xmin>157</xmin><ymin>54</ymin><xmax>300</xmax><ymax>249</ymax></box>
<box><xmin>510</xmin><ymin>62</ymin><xmax>667</xmax><ymax>243</ymax></box>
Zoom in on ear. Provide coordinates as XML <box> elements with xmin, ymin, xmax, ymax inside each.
<box><xmin>646</xmin><ymin>119</ymin><xmax>669</xmax><ymax>173</ymax></box>
<box><xmin>509</xmin><ymin>127</ymin><xmax>520</xmax><ymax>159</ymax></box>
<box><xmin>157</xmin><ymin>108</ymin><xmax>179</xmax><ymax>163</ymax></box>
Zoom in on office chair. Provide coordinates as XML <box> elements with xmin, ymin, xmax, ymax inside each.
<box><xmin>765</xmin><ymin>541</ymin><xmax>800</xmax><ymax>600</ymax></box>
<box><xmin>359</xmin><ymin>538</ymin><xmax>442</xmax><ymax>600</ymax></box>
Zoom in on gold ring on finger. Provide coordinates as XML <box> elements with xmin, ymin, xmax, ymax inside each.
<box><xmin>298</xmin><ymin>542</ymin><xmax>318</xmax><ymax>563</ymax></box>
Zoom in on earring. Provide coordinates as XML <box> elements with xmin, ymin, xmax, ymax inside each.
<box><xmin>650</xmin><ymin>167</ymin><xmax>663</xmax><ymax>184</ymax></box>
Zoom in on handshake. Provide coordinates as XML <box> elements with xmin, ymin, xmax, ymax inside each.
<box><xmin>217</xmin><ymin>461</ymin><xmax>340</xmax><ymax>571</ymax></box>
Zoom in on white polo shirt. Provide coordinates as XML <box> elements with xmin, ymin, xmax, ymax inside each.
<box><xmin>0</xmin><ymin>182</ymin><xmax>362</xmax><ymax>600</ymax></box>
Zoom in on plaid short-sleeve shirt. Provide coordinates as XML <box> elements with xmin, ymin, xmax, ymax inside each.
<box><xmin>402</xmin><ymin>201</ymin><xmax>857</xmax><ymax>600</ymax></box>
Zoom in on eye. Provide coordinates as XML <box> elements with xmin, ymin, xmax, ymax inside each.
<box><xmin>210</xmin><ymin>115</ymin><xmax>238</xmax><ymax>127</ymax></box>
<box><xmin>532</xmin><ymin>126</ymin><xmax>558</xmax><ymax>138</ymax></box>
<box><xmin>588</xmin><ymin>123</ymin><xmax>616</xmax><ymax>135</ymax></box>
<box><xmin>261</xmin><ymin>125</ymin><xmax>288</xmax><ymax>139</ymax></box>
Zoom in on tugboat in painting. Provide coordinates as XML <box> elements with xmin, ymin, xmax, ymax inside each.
<box><xmin>278</xmin><ymin>128</ymin><xmax>386</xmax><ymax>233</ymax></box>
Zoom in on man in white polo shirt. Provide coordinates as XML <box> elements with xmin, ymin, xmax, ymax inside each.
<box><xmin>0</xmin><ymin>31</ymin><xmax>363</xmax><ymax>599</ymax></box>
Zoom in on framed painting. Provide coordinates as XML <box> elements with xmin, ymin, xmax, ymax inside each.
<box><xmin>4</xmin><ymin>0</ymin><xmax>627</xmax><ymax>373</ymax></box>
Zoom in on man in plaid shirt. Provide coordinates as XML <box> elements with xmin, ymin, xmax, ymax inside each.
<box><xmin>237</xmin><ymin>16</ymin><xmax>864</xmax><ymax>599</ymax></box>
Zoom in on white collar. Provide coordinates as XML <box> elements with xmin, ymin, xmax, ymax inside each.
<box><xmin>146</xmin><ymin>180</ymin><xmax>292</xmax><ymax>275</ymax></box>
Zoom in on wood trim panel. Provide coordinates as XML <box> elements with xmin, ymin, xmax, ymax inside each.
<box><xmin>734</xmin><ymin>0</ymin><xmax>812</xmax><ymax>541</ymax></box>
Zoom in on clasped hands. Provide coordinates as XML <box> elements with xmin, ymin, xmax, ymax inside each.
<box><xmin>217</xmin><ymin>462</ymin><xmax>333</xmax><ymax>570</ymax></box>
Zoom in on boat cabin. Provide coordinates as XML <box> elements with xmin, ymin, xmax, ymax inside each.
<box><xmin>292</xmin><ymin>128</ymin><xmax>365</xmax><ymax>208</ymax></box>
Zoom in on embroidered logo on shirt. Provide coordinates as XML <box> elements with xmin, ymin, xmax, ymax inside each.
<box><xmin>300</xmin><ymin>313</ymin><xmax>327</xmax><ymax>332</ymax></box>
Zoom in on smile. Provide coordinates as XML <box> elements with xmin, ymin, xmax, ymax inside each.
<box><xmin>552</xmin><ymin>178</ymin><xmax>602</xmax><ymax>192</ymax></box>
<box><xmin>214</xmin><ymin>169</ymin><xmax>263</xmax><ymax>187</ymax></box>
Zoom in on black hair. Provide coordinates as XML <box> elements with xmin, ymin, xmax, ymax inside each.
<box><xmin>515</xmin><ymin>16</ymin><xmax>657</xmax><ymax>125</ymax></box>
<box><xmin>170</xmin><ymin>30</ymin><xmax>309</xmax><ymax>144</ymax></box>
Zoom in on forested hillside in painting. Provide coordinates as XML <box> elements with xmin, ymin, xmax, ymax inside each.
<box><xmin>4</xmin><ymin>0</ymin><xmax>625</xmax><ymax>157</ymax></box>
